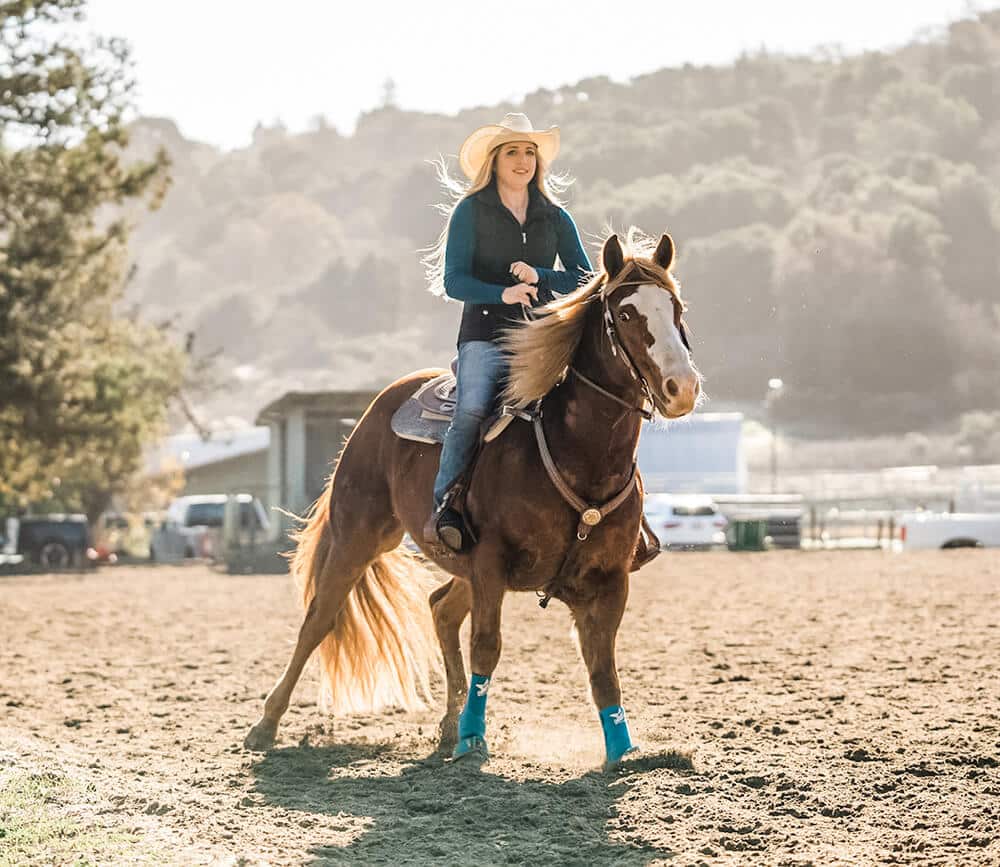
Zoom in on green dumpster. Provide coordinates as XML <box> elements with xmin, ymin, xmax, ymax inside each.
<box><xmin>727</xmin><ymin>519</ymin><xmax>767</xmax><ymax>551</ymax></box>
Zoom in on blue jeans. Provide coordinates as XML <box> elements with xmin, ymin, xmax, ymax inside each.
<box><xmin>433</xmin><ymin>340</ymin><xmax>508</xmax><ymax>507</ymax></box>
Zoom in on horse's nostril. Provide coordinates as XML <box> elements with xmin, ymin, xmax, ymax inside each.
<box><xmin>665</xmin><ymin>378</ymin><xmax>680</xmax><ymax>398</ymax></box>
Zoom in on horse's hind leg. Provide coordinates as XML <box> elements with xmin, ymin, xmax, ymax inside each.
<box><xmin>429</xmin><ymin>577</ymin><xmax>471</xmax><ymax>752</ymax></box>
<box><xmin>244</xmin><ymin>541</ymin><xmax>377</xmax><ymax>751</ymax></box>
<box><xmin>569</xmin><ymin>571</ymin><xmax>636</xmax><ymax>770</ymax></box>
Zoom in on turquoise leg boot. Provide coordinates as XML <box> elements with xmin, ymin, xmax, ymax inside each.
<box><xmin>600</xmin><ymin>704</ymin><xmax>638</xmax><ymax>770</ymax></box>
<box><xmin>452</xmin><ymin>674</ymin><xmax>490</xmax><ymax>761</ymax></box>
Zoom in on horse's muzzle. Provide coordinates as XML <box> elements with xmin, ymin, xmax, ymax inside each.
<box><xmin>658</xmin><ymin>373</ymin><xmax>700</xmax><ymax>418</ymax></box>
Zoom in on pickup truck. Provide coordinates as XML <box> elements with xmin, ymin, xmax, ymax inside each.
<box><xmin>1</xmin><ymin>515</ymin><xmax>94</xmax><ymax>568</ymax></box>
<box><xmin>899</xmin><ymin>511</ymin><xmax>1000</xmax><ymax>550</ymax></box>
<box><xmin>149</xmin><ymin>494</ymin><xmax>269</xmax><ymax>562</ymax></box>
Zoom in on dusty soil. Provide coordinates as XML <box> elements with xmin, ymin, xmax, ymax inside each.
<box><xmin>1</xmin><ymin>550</ymin><xmax>998</xmax><ymax>866</ymax></box>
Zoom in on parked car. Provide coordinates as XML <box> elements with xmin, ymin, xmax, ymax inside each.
<box><xmin>150</xmin><ymin>494</ymin><xmax>269</xmax><ymax>561</ymax></box>
<box><xmin>7</xmin><ymin>515</ymin><xmax>94</xmax><ymax>569</ymax></box>
<box><xmin>899</xmin><ymin>511</ymin><xmax>1000</xmax><ymax>550</ymax></box>
<box><xmin>643</xmin><ymin>494</ymin><xmax>728</xmax><ymax>549</ymax></box>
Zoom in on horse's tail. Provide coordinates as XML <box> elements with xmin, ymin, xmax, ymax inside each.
<box><xmin>288</xmin><ymin>483</ymin><xmax>441</xmax><ymax>715</ymax></box>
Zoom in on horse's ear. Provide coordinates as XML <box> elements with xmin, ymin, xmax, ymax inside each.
<box><xmin>654</xmin><ymin>233</ymin><xmax>675</xmax><ymax>271</ymax></box>
<box><xmin>602</xmin><ymin>234</ymin><xmax>624</xmax><ymax>279</ymax></box>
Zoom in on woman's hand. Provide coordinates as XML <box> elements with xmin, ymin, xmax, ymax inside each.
<box><xmin>510</xmin><ymin>261</ymin><xmax>539</xmax><ymax>285</ymax></box>
<box><xmin>501</xmin><ymin>283</ymin><xmax>538</xmax><ymax>306</ymax></box>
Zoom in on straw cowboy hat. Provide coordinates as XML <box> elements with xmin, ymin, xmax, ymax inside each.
<box><xmin>458</xmin><ymin>112</ymin><xmax>560</xmax><ymax>180</ymax></box>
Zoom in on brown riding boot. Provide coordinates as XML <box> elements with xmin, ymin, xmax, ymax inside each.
<box><xmin>423</xmin><ymin>505</ymin><xmax>465</xmax><ymax>551</ymax></box>
<box><xmin>437</xmin><ymin>509</ymin><xmax>464</xmax><ymax>551</ymax></box>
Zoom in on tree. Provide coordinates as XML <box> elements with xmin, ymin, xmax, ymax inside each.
<box><xmin>941</xmin><ymin>63</ymin><xmax>997</xmax><ymax>127</ymax></box>
<box><xmin>773</xmin><ymin>207</ymin><xmax>968</xmax><ymax>434</ymax></box>
<box><xmin>935</xmin><ymin>165</ymin><xmax>1000</xmax><ymax>306</ymax></box>
<box><xmin>679</xmin><ymin>225</ymin><xmax>779</xmax><ymax>399</ymax></box>
<box><xmin>0</xmin><ymin>0</ymin><xmax>185</xmax><ymax>519</ymax></box>
<box><xmin>862</xmin><ymin>81</ymin><xmax>980</xmax><ymax>162</ymax></box>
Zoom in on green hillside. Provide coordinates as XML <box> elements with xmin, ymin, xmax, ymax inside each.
<box><xmin>123</xmin><ymin>9</ymin><xmax>1000</xmax><ymax>438</ymax></box>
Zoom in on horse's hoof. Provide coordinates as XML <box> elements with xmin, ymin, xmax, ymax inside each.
<box><xmin>243</xmin><ymin>719</ymin><xmax>277</xmax><ymax>752</ymax></box>
<box><xmin>437</xmin><ymin>718</ymin><xmax>458</xmax><ymax>753</ymax></box>
<box><xmin>603</xmin><ymin>745</ymin><xmax>639</xmax><ymax>772</ymax></box>
<box><xmin>450</xmin><ymin>735</ymin><xmax>489</xmax><ymax>763</ymax></box>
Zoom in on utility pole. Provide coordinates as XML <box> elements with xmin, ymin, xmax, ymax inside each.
<box><xmin>766</xmin><ymin>378</ymin><xmax>784</xmax><ymax>494</ymax></box>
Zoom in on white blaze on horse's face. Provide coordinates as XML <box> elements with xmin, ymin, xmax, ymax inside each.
<box><xmin>626</xmin><ymin>284</ymin><xmax>700</xmax><ymax>418</ymax></box>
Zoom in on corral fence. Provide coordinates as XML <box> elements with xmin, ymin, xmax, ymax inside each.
<box><xmin>211</xmin><ymin>468</ymin><xmax>1000</xmax><ymax>568</ymax></box>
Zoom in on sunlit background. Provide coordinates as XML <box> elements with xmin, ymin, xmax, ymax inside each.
<box><xmin>4</xmin><ymin>0</ymin><xmax>1000</xmax><ymax>558</ymax></box>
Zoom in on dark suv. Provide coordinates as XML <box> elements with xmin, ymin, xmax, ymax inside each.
<box><xmin>14</xmin><ymin>515</ymin><xmax>93</xmax><ymax>569</ymax></box>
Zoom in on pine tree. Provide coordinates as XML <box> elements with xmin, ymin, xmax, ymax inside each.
<box><xmin>0</xmin><ymin>0</ymin><xmax>186</xmax><ymax>519</ymax></box>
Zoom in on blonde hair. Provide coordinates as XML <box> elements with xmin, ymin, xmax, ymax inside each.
<box><xmin>421</xmin><ymin>144</ymin><xmax>573</xmax><ymax>297</ymax></box>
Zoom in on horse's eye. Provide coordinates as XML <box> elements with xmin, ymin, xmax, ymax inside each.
<box><xmin>619</xmin><ymin>311</ymin><xmax>630</xmax><ymax>322</ymax></box>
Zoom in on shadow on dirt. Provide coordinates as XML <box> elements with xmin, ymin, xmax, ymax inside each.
<box><xmin>250</xmin><ymin>742</ymin><xmax>693</xmax><ymax>865</ymax></box>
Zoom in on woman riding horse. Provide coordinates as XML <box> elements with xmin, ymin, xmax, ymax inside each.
<box><xmin>422</xmin><ymin>112</ymin><xmax>592</xmax><ymax>551</ymax></box>
<box><xmin>243</xmin><ymin>150</ymin><xmax>701</xmax><ymax>770</ymax></box>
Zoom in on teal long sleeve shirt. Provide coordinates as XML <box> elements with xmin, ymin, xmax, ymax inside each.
<box><xmin>443</xmin><ymin>196</ymin><xmax>592</xmax><ymax>306</ymax></box>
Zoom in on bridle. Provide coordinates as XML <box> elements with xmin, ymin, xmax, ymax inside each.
<box><xmin>568</xmin><ymin>278</ymin><xmax>692</xmax><ymax>422</ymax></box>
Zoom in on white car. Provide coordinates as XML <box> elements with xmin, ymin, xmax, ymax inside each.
<box><xmin>150</xmin><ymin>494</ymin><xmax>269</xmax><ymax>561</ymax></box>
<box><xmin>643</xmin><ymin>494</ymin><xmax>728</xmax><ymax>550</ymax></box>
<box><xmin>899</xmin><ymin>511</ymin><xmax>1000</xmax><ymax>550</ymax></box>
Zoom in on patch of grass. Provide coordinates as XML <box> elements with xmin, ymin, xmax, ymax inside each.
<box><xmin>0</xmin><ymin>768</ymin><xmax>140</xmax><ymax>867</ymax></box>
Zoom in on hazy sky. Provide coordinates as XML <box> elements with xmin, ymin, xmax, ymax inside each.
<box><xmin>86</xmin><ymin>0</ymin><xmax>978</xmax><ymax>150</ymax></box>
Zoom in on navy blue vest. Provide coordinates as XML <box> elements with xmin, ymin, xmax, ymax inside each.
<box><xmin>457</xmin><ymin>182</ymin><xmax>561</xmax><ymax>344</ymax></box>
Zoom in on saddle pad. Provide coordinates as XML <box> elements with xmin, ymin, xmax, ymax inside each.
<box><xmin>391</xmin><ymin>373</ymin><xmax>513</xmax><ymax>445</ymax></box>
<box><xmin>391</xmin><ymin>373</ymin><xmax>457</xmax><ymax>445</ymax></box>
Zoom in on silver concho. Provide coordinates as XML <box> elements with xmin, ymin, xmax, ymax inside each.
<box><xmin>581</xmin><ymin>508</ymin><xmax>602</xmax><ymax>526</ymax></box>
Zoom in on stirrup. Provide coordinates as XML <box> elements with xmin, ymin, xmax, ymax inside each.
<box><xmin>438</xmin><ymin>483</ymin><xmax>479</xmax><ymax>552</ymax></box>
<box><xmin>423</xmin><ymin>501</ymin><xmax>448</xmax><ymax>544</ymax></box>
<box><xmin>436</xmin><ymin>508</ymin><xmax>465</xmax><ymax>552</ymax></box>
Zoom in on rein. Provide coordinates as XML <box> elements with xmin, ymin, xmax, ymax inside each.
<box><xmin>567</xmin><ymin>366</ymin><xmax>653</xmax><ymax>421</ymax></box>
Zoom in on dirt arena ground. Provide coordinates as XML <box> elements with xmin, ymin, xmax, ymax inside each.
<box><xmin>1</xmin><ymin>550</ymin><xmax>998</xmax><ymax>866</ymax></box>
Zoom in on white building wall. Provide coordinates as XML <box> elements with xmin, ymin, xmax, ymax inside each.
<box><xmin>284</xmin><ymin>407</ymin><xmax>308</xmax><ymax>513</ymax></box>
<box><xmin>637</xmin><ymin>413</ymin><xmax>746</xmax><ymax>494</ymax></box>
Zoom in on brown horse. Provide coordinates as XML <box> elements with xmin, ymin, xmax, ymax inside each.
<box><xmin>244</xmin><ymin>229</ymin><xmax>701</xmax><ymax>767</ymax></box>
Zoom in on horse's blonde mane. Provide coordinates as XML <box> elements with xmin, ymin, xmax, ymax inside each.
<box><xmin>501</xmin><ymin>228</ymin><xmax>682</xmax><ymax>407</ymax></box>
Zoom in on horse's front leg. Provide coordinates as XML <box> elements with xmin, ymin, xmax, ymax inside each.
<box><xmin>452</xmin><ymin>575</ymin><xmax>505</xmax><ymax>761</ymax></box>
<box><xmin>570</xmin><ymin>571</ymin><xmax>637</xmax><ymax>770</ymax></box>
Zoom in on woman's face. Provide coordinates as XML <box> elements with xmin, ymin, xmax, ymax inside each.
<box><xmin>494</xmin><ymin>142</ymin><xmax>537</xmax><ymax>189</ymax></box>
